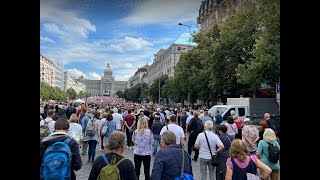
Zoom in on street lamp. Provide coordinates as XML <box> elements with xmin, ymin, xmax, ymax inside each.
<box><xmin>178</xmin><ymin>23</ymin><xmax>192</xmax><ymax>105</ymax></box>
<box><xmin>178</xmin><ymin>23</ymin><xmax>191</xmax><ymax>45</ymax></box>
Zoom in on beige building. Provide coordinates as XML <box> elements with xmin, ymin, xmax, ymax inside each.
<box><xmin>132</xmin><ymin>64</ymin><xmax>149</xmax><ymax>87</ymax></box>
<box><xmin>197</xmin><ymin>0</ymin><xmax>245</xmax><ymax>32</ymax></box>
<box><xmin>148</xmin><ymin>33</ymin><xmax>197</xmax><ymax>86</ymax></box>
<box><xmin>64</xmin><ymin>71</ymin><xmax>86</xmax><ymax>94</ymax></box>
<box><xmin>78</xmin><ymin>63</ymin><xmax>127</xmax><ymax>97</ymax></box>
<box><xmin>40</xmin><ymin>54</ymin><xmax>64</xmax><ymax>90</ymax></box>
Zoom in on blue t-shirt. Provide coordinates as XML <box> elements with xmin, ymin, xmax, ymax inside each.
<box><xmin>215</xmin><ymin>114</ymin><xmax>222</xmax><ymax>124</ymax></box>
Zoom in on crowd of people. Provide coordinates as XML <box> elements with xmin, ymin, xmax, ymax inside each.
<box><xmin>40</xmin><ymin>99</ymin><xmax>280</xmax><ymax>180</ymax></box>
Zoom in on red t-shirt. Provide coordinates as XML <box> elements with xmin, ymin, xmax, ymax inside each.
<box><xmin>124</xmin><ymin>114</ymin><xmax>135</xmax><ymax>127</ymax></box>
<box><xmin>234</xmin><ymin>120</ymin><xmax>243</xmax><ymax>129</ymax></box>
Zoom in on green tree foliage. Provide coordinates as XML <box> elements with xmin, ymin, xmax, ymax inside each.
<box><xmin>66</xmin><ymin>88</ymin><xmax>77</xmax><ymax>100</ymax></box>
<box><xmin>236</xmin><ymin>0</ymin><xmax>280</xmax><ymax>93</ymax></box>
<box><xmin>40</xmin><ymin>82</ymin><xmax>68</xmax><ymax>100</ymax></box>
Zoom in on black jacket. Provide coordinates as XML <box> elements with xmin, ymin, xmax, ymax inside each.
<box><xmin>40</xmin><ymin>132</ymin><xmax>82</xmax><ymax>180</ymax></box>
<box><xmin>88</xmin><ymin>152</ymin><xmax>137</xmax><ymax>180</ymax></box>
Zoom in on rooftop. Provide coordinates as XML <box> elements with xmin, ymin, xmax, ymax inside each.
<box><xmin>173</xmin><ymin>33</ymin><xmax>198</xmax><ymax>46</ymax></box>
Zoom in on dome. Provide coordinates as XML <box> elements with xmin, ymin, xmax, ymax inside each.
<box><xmin>104</xmin><ymin>63</ymin><xmax>112</xmax><ymax>75</ymax></box>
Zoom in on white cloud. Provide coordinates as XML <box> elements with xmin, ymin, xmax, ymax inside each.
<box><xmin>114</xmin><ymin>74</ymin><xmax>132</xmax><ymax>81</ymax></box>
<box><xmin>66</xmin><ymin>68</ymin><xmax>86</xmax><ymax>79</ymax></box>
<box><xmin>87</xmin><ymin>72</ymin><xmax>101</xmax><ymax>80</ymax></box>
<box><xmin>43</xmin><ymin>23</ymin><xmax>66</xmax><ymax>36</ymax></box>
<box><xmin>40</xmin><ymin>0</ymin><xmax>96</xmax><ymax>38</ymax></box>
<box><xmin>40</xmin><ymin>36</ymin><xmax>55</xmax><ymax>44</ymax></box>
<box><xmin>108</xmin><ymin>36</ymin><xmax>153</xmax><ymax>53</ymax></box>
<box><xmin>66</xmin><ymin>69</ymin><xmax>101</xmax><ymax>80</ymax></box>
<box><xmin>120</xmin><ymin>0</ymin><xmax>202</xmax><ymax>25</ymax></box>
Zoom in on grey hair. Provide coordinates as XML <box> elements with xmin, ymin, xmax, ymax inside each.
<box><xmin>106</xmin><ymin>131</ymin><xmax>126</xmax><ymax>150</ymax></box>
<box><xmin>205</xmin><ymin>120</ymin><xmax>213</xmax><ymax>130</ymax></box>
<box><xmin>161</xmin><ymin>131</ymin><xmax>176</xmax><ymax>146</ymax></box>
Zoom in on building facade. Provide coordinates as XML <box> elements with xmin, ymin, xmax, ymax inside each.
<box><xmin>40</xmin><ymin>54</ymin><xmax>64</xmax><ymax>90</ymax></box>
<box><xmin>78</xmin><ymin>63</ymin><xmax>127</xmax><ymax>97</ymax></box>
<box><xmin>40</xmin><ymin>54</ymin><xmax>55</xmax><ymax>86</ymax></box>
<box><xmin>54</xmin><ymin>62</ymin><xmax>64</xmax><ymax>90</ymax></box>
<box><xmin>148</xmin><ymin>33</ymin><xmax>197</xmax><ymax>86</ymax></box>
<box><xmin>132</xmin><ymin>64</ymin><xmax>149</xmax><ymax>87</ymax></box>
<box><xmin>64</xmin><ymin>71</ymin><xmax>86</xmax><ymax>94</ymax></box>
<box><xmin>197</xmin><ymin>0</ymin><xmax>245</xmax><ymax>32</ymax></box>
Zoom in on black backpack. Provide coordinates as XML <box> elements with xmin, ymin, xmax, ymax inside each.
<box><xmin>264</xmin><ymin>141</ymin><xmax>280</xmax><ymax>163</ymax></box>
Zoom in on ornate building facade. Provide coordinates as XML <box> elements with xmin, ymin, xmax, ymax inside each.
<box><xmin>78</xmin><ymin>63</ymin><xmax>127</xmax><ymax>97</ymax></box>
<box><xmin>197</xmin><ymin>0</ymin><xmax>246</xmax><ymax>32</ymax></box>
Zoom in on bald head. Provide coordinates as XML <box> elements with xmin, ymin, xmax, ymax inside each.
<box><xmin>264</xmin><ymin>113</ymin><xmax>270</xmax><ymax>119</ymax></box>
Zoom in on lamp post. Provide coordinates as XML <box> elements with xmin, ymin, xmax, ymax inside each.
<box><xmin>178</xmin><ymin>23</ymin><xmax>192</xmax><ymax>105</ymax></box>
<box><xmin>178</xmin><ymin>23</ymin><xmax>191</xmax><ymax>45</ymax></box>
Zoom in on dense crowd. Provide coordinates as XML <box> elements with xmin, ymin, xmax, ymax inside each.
<box><xmin>40</xmin><ymin>98</ymin><xmax>280</xmax><ymax>180</ymax></box>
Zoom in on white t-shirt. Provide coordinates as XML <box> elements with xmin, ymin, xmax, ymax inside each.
<box><xmin>195</xmin><ymin>130</ymin><xmax>223</xmax><ymax>159</ymax></box>
<box><xmin>68</xmin><ymin>123</ymin><xmax>83</xmax><ymax>144</ymax></box>
<box><xmin>40</xmin><ymin>117</ymin><xmax>55</xmax><ymax>134</ymax></box>
<box><xmin>160</xmin><ymin>124</ymin><xmax>185</xmax><ymax>145</ymax></box>
<box><xmin>112</xmin><ymin>113</ymin><xmax>123</xmax><ymax>130</ymax></box>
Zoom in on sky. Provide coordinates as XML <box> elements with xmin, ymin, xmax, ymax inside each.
<box><xmin>40</xmin><ymin>0</ymin><xmax>202</xmax><ymax>81</ymax></box>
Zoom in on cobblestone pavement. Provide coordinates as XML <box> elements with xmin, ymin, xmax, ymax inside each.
<box><xmin>77</xmin><ymin>140</ymin><xmax>203</xmax><ymax>180</ymax></box>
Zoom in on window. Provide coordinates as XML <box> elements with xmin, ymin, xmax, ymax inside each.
<box><xmin>177</xmin><ymin>46</ymin><xmax>181</xmax><ymax>50</ymax></box>
<box><xmin>238</xmin><ymin>108</ymin><xmax>245</xmax><ymax>116</ymax></box>
<box><xmin>223</xmin><ymin>108</ymin><xmax>235</xmax><ymax>120</ymax></box>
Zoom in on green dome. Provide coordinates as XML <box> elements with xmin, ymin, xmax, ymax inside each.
<box><xmin>104</xmin><ymin>63</ymin><xmax>112</xmax><ymax>74</ymax></box>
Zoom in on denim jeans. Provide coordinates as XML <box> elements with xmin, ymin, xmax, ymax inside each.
<box><xmin>153</xmin><ymin>134</ymin><xmax>160</xmax><ymax>156</ymax></box>
<box><xmin>88</xmin><ymin>140</ymin><xmax>97</xmax><ymax>162</ymax></box>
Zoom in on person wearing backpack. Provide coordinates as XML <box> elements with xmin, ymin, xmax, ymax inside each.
<box><xmin>88</xmin><ymin>131</ymin><xmax>137</xmax><ymax>180</ymax></box>
<box><xmin>84</xmin><ymin>111</ymin><xmax>101</xmax><ymax>163</ymax></box>
<box><xmin>40</xmin><ymin>118</ymin><xmax>82</xmax><ymax>180</ymax></box>
<box><xmin>256</xmin><ymin>128</ymin><xmax>280</xmax><ymax>180</ymax></box>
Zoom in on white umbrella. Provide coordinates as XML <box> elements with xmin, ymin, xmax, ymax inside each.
<box><xmin>74</xmin><ymin>98</ymin><xmax>84</xmax><ymax>103</ymax></box>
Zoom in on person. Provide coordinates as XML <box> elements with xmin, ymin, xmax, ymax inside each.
<box><xmin>194</xmin><ymin>121</ymin><xmax>224</xmax><ymax>180</ymax></box>
<box><xmin>101</xmin><ymin>113</ymin><xmax>116</xmax><ymax>154</ymax></box>
<box><xmin>264</xmin><ymin>113</ymin><xmax>278</xmax><ymax>136</ymax></box>
<box><xmin>256</xmin><ymin>128</ymin><xmax>280</xmax><ymax>180</ymax></box>
<box><xmin>224</xmin><ymin>116</ymin><xmax>238</xmax><ymax>141</ymax></box>
<box><xmin>132</xmin><ymin>117</ymin><xmax>153</xmax><ymax>180</ymax></box>
<box><xmin>160</xmin><ymin>114</ymin><xmax>185</xmax><ymax>147</ymax></box>
<box><xmin>81</xmin><ymin>108</ymin><xmax>94</xmax><ymax>155</ymax></box>
<box><xmin>216</xmin><ymin>124</ymin><xmax>232</xmax><ymax>180</ymax></box>
<box><xmin>233</xmin><ymin>115</ymin><xmax>242</xmax><ymax>139</ymax></box>
<box><xmin>225</xmin><ymin>139</ymin><xmax>271</xmax><ymax>180</ymax></box>
<box><xmin>214</xmin><ymin>110</ymin><xmax>222</xmax><ymax>126</ymax></box>
<box><xmin>112</xmin><ymin>108</ymin><xmax>124</xmax><ymax>131</ymax></box>
<box><xmin>151</xmin><ymin>131</ymin><xmax>193</xmax><ymax>180</ymax></box>
<box><xmin>187</xmin><ymin>111</ymin><xmax>204</xmax><ymax>161</ymax></box>
<box><xmin>40</xmin><ymin>118</ymin><xmax>82</xmax><ymax>180</ymax></box>
<box><xmin>68</xmin><ymin>113</ymin><xmax>83</xmax><ymax>150</ymax></box>
<box><xmin>124</xmin><ymin>109</ymin><xmax>136</xmax><ymax>149</ymax></box>
<box><xmin>84</xmin><ymin>111</ymin><xmax>101</xmax><ymax>163</ymax></box>
<box><xmin>151</xmin><ymin>113</ymin><xmax>164</xmax><ymax>157</ymax></box>
<box><xmin>88</xmin><ymin>131</ymin><xmax>137</xmax><ymax>180</ymax></box>
<box><xmin>258</xmin><ymin>121</ymin><xmax>269</xmax><ymax>144</ymax></box>
<box><xmin>242</xmin><ymin>118</ymin><xmax>259</xmax><ymax>155</ymax></box>
<box><xmin>40</xmin><ymin>109</ymin><xmax>56</xmax><ymax>134</ymax></box>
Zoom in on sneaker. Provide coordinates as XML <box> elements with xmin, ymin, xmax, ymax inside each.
<box><xmin>127</xmin><ymin>146</ymin><xmax>129</xmax><ymax>149</ymax></box>
<box><xmin>132</xmin><ymin>146</ymin><xmax>135</xmax><ymax>149</ymax></box>
<box><xmin>129</xmin><ymin>146</ymin><xmax>132</xmax><ymax>149</ymax></box>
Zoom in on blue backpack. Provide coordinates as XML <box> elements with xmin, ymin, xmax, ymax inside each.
<box><xmin>40</xmin><ymin>137</ymin><xmax>72</xmax><ymax>180</ymax></box>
